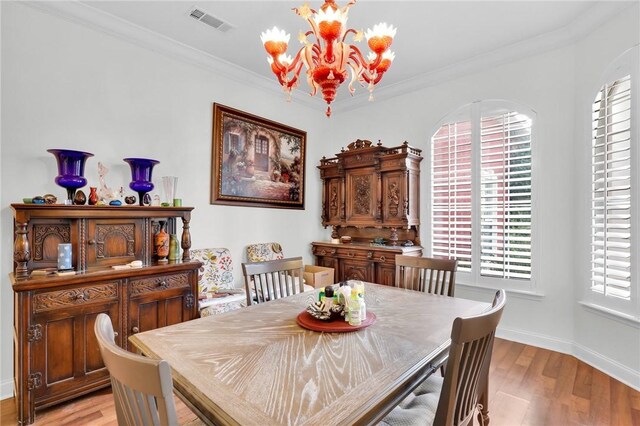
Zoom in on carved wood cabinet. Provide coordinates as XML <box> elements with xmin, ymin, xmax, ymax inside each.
<box><xmin>313</xmin><ymin>140</ymin><xmax>424</xmax><ymax>285</ymax></box>
<box><xmin>312</xmin><ymin>241</ymin><xmax>422</xmax><ymax>285</ymax></box>
<box><xmin>10</xmin><ymin>205</ymin><xmax>201</xmax><ymax>425</ymax></box>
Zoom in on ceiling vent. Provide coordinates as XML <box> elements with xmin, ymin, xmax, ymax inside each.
<box><xmin>188</xmin><ymin>7</ymin><xmax>233</xmax><ymax>33</ymax></box>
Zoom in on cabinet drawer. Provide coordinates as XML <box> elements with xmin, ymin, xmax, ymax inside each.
<box><xmin>129</xmin><ymin>272</ymin><xmax>190</xmax><ymax>297</ymax></box>
<box><xmin>33</xmin><ymin>282</ymin><xmax>119</xmax><ymax>313</ymax></box>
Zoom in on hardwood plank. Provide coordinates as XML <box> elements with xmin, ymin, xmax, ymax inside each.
<box><xmin>589</xmin><ymin>366</ymin><xmax>611</xmax><ymax>425</ymax></box>
<box><xmin>1</xmin><ymin>338</ymin><xmax>638</xmax><ymax>426</ymax></box>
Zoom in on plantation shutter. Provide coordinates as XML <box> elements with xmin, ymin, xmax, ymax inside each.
<box><xmin>431</xmin><ymin>121</ymin><xmax>473</xmax><ymax>271</ymax></box>
<box><xmin>591</xmin><ymin>75</ymin><xmax>632</xmax><ymax>299</ymax></box>
<box><xmin>479</xmin><ymin>112</ymin><xmax>533</xmax><ymax>279</ymax></box>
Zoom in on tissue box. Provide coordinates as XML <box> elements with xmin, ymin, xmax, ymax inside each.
<box><xmin>304</xmin><ymin>265</ymin><xmax>335</xmax><ymax>288</ymax></box>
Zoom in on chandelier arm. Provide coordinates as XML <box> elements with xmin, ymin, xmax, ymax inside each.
<box><xmin>348</xmin><ymin>45</ymin><xmax>366</xmax><ymax>65</ymax></box>
<box><xmin>346</xmin><ymin>62</ymin><xmax>362</xmax><ymax>95</ymax></box>
<box><xmin>286</xmin><ymin>60</ymin><xmax>306</xmax><ymax>89</ymax></box>
<box><xmin>341</xmin><ymin>28</ymin><xmax>358</xmax><ymax>43</ymax></box>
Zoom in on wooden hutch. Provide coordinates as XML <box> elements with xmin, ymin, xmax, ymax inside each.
<box><xmin>10</xmin><ymin>204</ymin><xmax>201</xmax><ymax>425</ymax></box>
<box><xmin>312</xmin><ymin>140</ymin><xmax>423</xmax><ymax>285</ymax></box>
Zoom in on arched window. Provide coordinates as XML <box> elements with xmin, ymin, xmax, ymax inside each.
<box><xmin>430</xmin><ymin>101</ymin><xmax>535</xmax><ymax>288</ymax></box>
<box><xmin>588</xmin><ymin>45</ymin><xmax>639</xmax><ymax>315</ymax></box>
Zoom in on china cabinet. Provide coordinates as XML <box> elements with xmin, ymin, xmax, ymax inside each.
<box><xmin>312</xmin><ymin>140</ymin><xmax>423</xmax><ymax>284</ymax></box>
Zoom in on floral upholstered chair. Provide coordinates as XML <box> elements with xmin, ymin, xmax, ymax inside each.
<box><xmin>246</xmin><ymin>242</ymin><xmax>285</xmax><ymax>262</ymax></box>
<box><xmin>190</xmin><ymin>248</ymin><xmax>246</xmax><ymax>317</ymax></box>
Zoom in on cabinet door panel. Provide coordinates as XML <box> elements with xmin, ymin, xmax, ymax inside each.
<box><xmin>32</xmin><ymin>302</ymin><xmax>119</xmax><ymax>402</ymax></box>
<box><xmin>324</xmin><ymin>178</ymin><xmax>343</xmax><ymax>223</ymax></box>
<box><xmin>128</xmin><ymin>272</ymin><xmax>195</xmax><ymax>350</ymax></box>
<box><xmin>381</xmin><ymin>171</ymin><xmax>407</xmax><ymax>226</ymax></box>
<box><xmin>86</xmin><ymin>219</ymin><xmax>144</xmax><ymax>268</ymax></box>
<box><xmin>376</xmin><ymin>264</ymin><xmax>396</xmax><ymax>286</ymax></box>
<box><xmin>345</xmin><ymin>168</ymin><xmax>377</xmax><ymax>224</ymax></box>
<box><xmin>46</xmin><ymin>318</ymin><xmax>74</xmax><ymax>383</ymax></box>
<box><xmin>165</xmin><ymin>296</ymin><xmax>187</xmax><ymax>326</ymax></box>
<box><xmin>340</xmin><ymin>259</ymin><xmax>374</xmax><ymax>282</ymax></box>
<box><xmin>135</xmin><ymin>301</ymin><xmax>160</xmax><ymax>333</ymax></box>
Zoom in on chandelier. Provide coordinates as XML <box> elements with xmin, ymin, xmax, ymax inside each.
<box><xmin>260</xmin><ymin>0</ymin><xmax>396</xmax><ymax>117</ymax></box>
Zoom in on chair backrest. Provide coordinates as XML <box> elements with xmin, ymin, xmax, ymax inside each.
<box><xmin>94</xmin><ymin>314</ymin><xmax>178</xmax><ymax>426</ymax></box>
<box><xmin>434</xmin><ymin>290</ymin><xmax>506</xmax><ymax>426</ymax></box>
<box><xmin>246</xmin><ymin>242</ymin><xmax>285</xmax><ymax>262</ymax></box>
<box><xmin>395</xmin><ymin>255</ymin><xmax>457</xmax><ymax>296</ymax></box>
<box><xmin>242</xmin><ymin>256</ymin><xmax>304</xmax><ymax>305</ymax></box>
<box><xmin>190</xmin><ymin>247</ymin><xmax>234</xmax><ymax>294</ymax></box>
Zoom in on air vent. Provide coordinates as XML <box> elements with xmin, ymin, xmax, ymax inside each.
<box><xmin>189</xmin><ymin>7</ymin><xmax>233</xmax><ymax>33</ymax></box>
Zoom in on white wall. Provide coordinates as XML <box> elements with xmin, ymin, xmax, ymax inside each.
<box><xmin>0</xmin><ymin>2</ymin><xmax>330</xmax><ymax>397</ymax></box>
<box><xmin>2</xmin><ymin>0</ymin><xmax>639</xmax><ymax>401</ymax></box>
<box><xmin>327</xmin><ymin>5</ymin><xmax>640</xmax><ymax>388</ymax></box>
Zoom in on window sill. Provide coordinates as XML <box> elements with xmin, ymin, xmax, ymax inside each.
<box><xmin>456</xmin><ymin>282</ymin><xmax>545</xmax><ymax>301</ymax></box>
<box><xmin>578</xmin><ymin>301</ymin><xmax>640</xmax><ymax>327</ymax></box>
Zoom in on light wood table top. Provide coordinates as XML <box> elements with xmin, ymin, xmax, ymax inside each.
<box><xmin>130</xmin><ymin>283</ymin><xmax>489</xmax><ymax>426</ymax></box>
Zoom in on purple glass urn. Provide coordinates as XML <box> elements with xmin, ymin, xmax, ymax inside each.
<box><xmin>47</xmin><ymin>149</ymin><xmax>94</xmax><ymax>202</ymax></box>
<box><xmin>123</xmin><ymin>158</ymin><xmax>160</xmax><ymax>206</ymax></box>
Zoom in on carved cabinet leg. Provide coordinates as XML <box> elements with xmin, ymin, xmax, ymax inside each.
<box><xmin>181</xmin><ymin>217</ymin><xmax>191</xmax><ymax>261</ymax></box>
<box><xmin>14</xmin><ymin>222</ymin><xmax>30</xmax><ymax>279</ymax></box>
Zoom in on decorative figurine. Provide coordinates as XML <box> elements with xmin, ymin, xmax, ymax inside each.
<box><xmin>73</xmin><ymin>190</ymin><xmax>87</xmax><ymax>205</ymax></box>
<box><xmin>124</xmin><ymin>195</ymin><xmax>136</xmax><ymax>205</ymax></box>
<box><xmin>109</xmin><ymin>200</ymin><xmax>122</xmax><ymax>206</ymax></box>
<box><xmin>97</xmin><ymin>162</ymin><xmax>117</xmax><ymax>202</ymax></box>
<box><xmin>43</xmin><ymin>194</ymin><xmax>57</xmax><ymax>204</ymax></box>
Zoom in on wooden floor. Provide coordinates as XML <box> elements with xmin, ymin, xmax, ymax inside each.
<box><xmin>1</xmin><ymin>338</ymin><xmax>639</xmax><ymax>425</ymax></box>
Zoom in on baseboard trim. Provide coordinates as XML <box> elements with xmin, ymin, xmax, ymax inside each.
<box><xmin>1</xmin><ymin>378</ymin><xmax>14</xmax><ymax>400</ymax></box>
<box><xmin>497</xmin><ymin>326</ymin><xmax>640</xmax><ymax>392</ymax></box>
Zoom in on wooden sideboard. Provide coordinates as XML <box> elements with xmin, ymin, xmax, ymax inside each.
<box><xmin>312</xmin><ymin>241</ymin><xmax>422</xmax><ymax>285</ymax></box>
<box><xmin>315</xmin><ymin>139</ymin><xmax>423</xmax><ymax>284</ymax></box>
<box><xmin>10</xmin><ymin>204</ymin><xmax>201</xmax><ymax>425</ymax></box>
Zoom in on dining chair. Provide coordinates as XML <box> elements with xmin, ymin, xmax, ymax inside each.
<box><xmin>191</xmin><ymin>247</ymin><xmax>246</xmax><ymax>317</ymax></box>
<box><xmin>94</xmin><ymin>314</ymin><xmax>203</xmax><ymax>426</ymax></box>
<box><xmin>380</xmin><ymin>289</ymin><xmax>506</xmax><ymax>426</ymax></box>
<box><xmin>395</xmin><ymin>255</ymin><xmax>458</xmax><ymax>296</ymax></box>
<box><xmin>242</xmin><ymin>256</ymin><xmax>306</xmax><ymax>305</ymax></box>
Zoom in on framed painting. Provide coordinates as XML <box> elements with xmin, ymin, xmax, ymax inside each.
<box><xmin>211</xmin><ymin>103</ymin><xmax>307</xmax><ymax>209</ymax></box>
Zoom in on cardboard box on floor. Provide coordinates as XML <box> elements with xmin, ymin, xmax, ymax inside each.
<box><xmin>304</xmin><ymin>265</ymin><xmax>334</xmax><ymax>288</ymax></box>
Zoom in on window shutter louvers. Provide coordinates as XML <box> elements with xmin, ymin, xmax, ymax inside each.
<box><xmin>431</xmin><ymin>121</ymin><xmax>473</xmax><ymax>271</ymax></box>
<box><xmin>431</xmin><ymin>106</ymin><xmax>533</xmax><ymax>282</ymax></box>
<box><xmin>480</xmin><ymin>112</ymin><xmax>533</xmax><ymax>280</ymax></box>
<box><xmin>591</xmin><ymin>75</ymin><xmax>632</xmax><ymax>300</ymax></box>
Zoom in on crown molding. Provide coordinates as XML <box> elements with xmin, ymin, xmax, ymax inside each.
<box><xmin>331</xmin><ymin>1</ymin><xmax>636</xmax><ymax>114</ymax></box>
<box><xmin>23</xmin><ymin>1</ymin><xmax>636</xmax><ymax>116</ymax></box>
<box><xmin>24</xmin><ymin>1</ymin><xmax>325</xmax><ymax>112</ymax></box>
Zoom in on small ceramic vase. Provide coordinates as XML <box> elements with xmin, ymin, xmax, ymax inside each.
<box><xmin>168</xmin><ymin>234</ymin><xmax>180</xmax><ymax>261</ymax></box>
<box><xmin>155</xmin><ymin>221</ymin><xmax>169</xmax><ymax>263</ymax></box>
<box><xmin>88</xmin><ymin>187</ymin><xmax>98</xmax><ymax>205</ymax></box>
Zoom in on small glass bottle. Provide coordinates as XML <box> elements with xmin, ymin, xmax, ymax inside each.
<box><xmin>349</xmin><ymin>288</ymin><xmax>362</xmax><ymax>326</ymax></box>
<box><xmin>168</xmin><ymin>234</ymin><xmax>180</xmax><ymax>261</ymax></box>
<box><xmin>358</xmin><ymin>290</ymin><xmax>366</xmax><ymax>321</ymax></box>
<box><xmin>324</xmin><ymin>286</ymin><xmax>334</xmax><ymax>311</ymax></box>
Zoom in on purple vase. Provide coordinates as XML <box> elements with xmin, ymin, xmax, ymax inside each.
<box><xmin>123</xmin><ymin>158</ymin><xmax>160</xmax><ymax>206</ymax></box>
<box><xmin>47</xmin><ymin>149</ymin><xmax>94</xmax><ymax>202</ymax></box>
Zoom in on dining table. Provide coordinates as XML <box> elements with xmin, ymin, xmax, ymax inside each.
<box><xmin>129</xmin><ymin>282</ymin><xmax>490</xmax><ymax>426</ymax></box>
